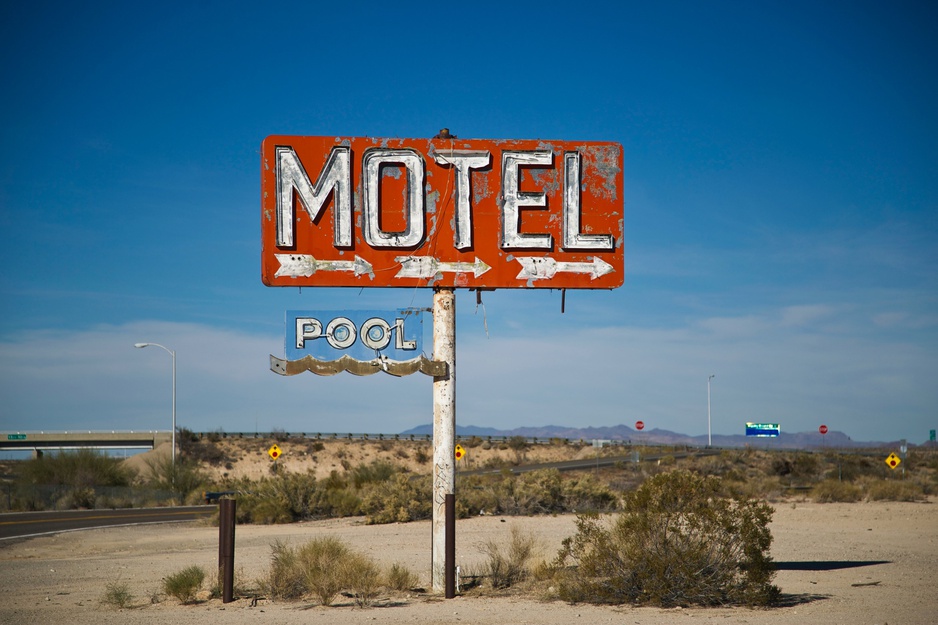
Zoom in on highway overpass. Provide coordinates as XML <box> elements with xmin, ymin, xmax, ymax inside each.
<box><xmin>0</xmin><ymin>431</ymin><xmax>171</xmax><ymax>455</ymax></box>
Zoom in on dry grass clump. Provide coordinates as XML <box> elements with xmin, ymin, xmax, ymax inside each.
<box><xmin>261</xmin><ymin>537</ymin><xmax>416</xmax><ymax>607</ymax></box>
<box><xmin>811</xmin><ymin>479</ymin><xmax>863</xmax><ymax>503</ymax></box>
<box><xmin>162</xmin><ymin>565</ymin><xmax>206</xmax><ymax>604</ymax></box>
<box><xmin>863</xmin><ymin>478</ymin><xmax>927</xmax><ymax>502</ymax></box>
<box><xmin>478</xmin><ymin>525</ymin><xmax>543</xmax><ymax>589</ymax></box>
<box><xmin>385</xmin><ymin>563</ymin><xmax>420</xmax><ymax>592</ymax></box>
<box><xmin>101</xmin><ymin>580</ymin><xmax>135</xmax><ymax>609</ymax></box>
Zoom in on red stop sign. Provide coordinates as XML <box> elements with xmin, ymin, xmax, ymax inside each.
<box><xmin>819</xmin><ymin>425</ymin><xmax>828</xmax><ymax>435</ymax></box>
<box><xmin>635</xmin><ymin>420</ymin><xmax>645</xmax><ymax>431</ymax></box>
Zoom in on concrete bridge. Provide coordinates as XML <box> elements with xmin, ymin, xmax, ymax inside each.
<box><xmin>0</xmin><ymin>431</ymin><xmax>171</xmax><ymax>455</ymax></box>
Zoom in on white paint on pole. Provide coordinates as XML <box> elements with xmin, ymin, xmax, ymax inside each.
<box><xmin>431</xmin><ymin>287</ymin><xmax>456</xmax><ymax>591</ymax></box>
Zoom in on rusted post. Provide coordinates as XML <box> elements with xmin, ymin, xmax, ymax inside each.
<box><xmin>218</xmin><ymin>498</ymin><xmax>236</xmax><ymax>603</ymax></box>
<box><xmin>431</xmin><ymin>286</ymin><xmax>456</xmax><ymax>592</ymax></box>
<box><xmin>445</xmin><ymin>493</ymin><xmax>456</xmax><ymax>598</ymax></box>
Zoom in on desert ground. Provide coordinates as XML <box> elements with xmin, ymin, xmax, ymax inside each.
<box><xmin>1</xmin><ymin>499</ymin><xmax>935</xmax><ymax>625</ymax></box>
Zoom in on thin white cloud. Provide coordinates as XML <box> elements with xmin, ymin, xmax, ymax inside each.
<box><xmin>0</xmin><ymin>303</ymin><xmax>934</xmax><ymax>444</ymax></box>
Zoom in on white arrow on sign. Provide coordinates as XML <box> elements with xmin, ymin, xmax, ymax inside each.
<box><xmin>395</xmin><ymin>256</ymin><xmax>491</xmax><ymax>279</ymax></box>
<box><xmin>515</xmin><ymin>256</ymin><xmax>615</xmax><ymax>280</ymax></box>
<box><xmin>275</xmin><ymin>254</ymin><xmax>374</xmax><ymax>278</ymax></box>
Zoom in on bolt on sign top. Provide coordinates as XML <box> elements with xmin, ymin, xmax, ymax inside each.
<box><xmin>261</xmin><ymin>136</ymin><xmax>624</xmax><ymax>289</ymax></box>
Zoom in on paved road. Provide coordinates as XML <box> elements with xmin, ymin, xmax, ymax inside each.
<box><xmin>0</xmin><ymin>506</ymin><xmax>215</xmax><ymax>541</ymax></box>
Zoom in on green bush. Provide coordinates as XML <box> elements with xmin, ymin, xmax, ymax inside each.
<box><xmin>507</xmin><ymin>436</ymin><xmax>528</xmax><ymax>451</ymax></box>
<box><xmin>361</xmin><ymin>474</ymin><xmax>432</xmax><ymax>524</ymax></box>
<box><xmin>16</xmin><ymin>449</ymin><xmax>137</xmax><ymax>510</ymax></box>
<box><xmin>553</xmin><ymin>470</ymin><xmax>779</xmax><ymax>607</ymax></box>
<box><xmin>811</xmin><ymin>479</ymin><xmax>863</xmax><ymax>503</ymax></box>
<box><xmin>101</xmin><ymin>580</ymin><xmax>135</xmax><ymax>609</ymax></box>
<box><xmin>491</xmin><ymin>469</ymin><xmax>564</xmax><ymax>515</ymax></box>
<box><xmin>142</xmin><ymin>454</ymin><xmax>207</xmax><ymax>503</ymax></box>
<box><xmin>20</xmin><ymin>448</ymin><xmax>136</xmax><ymax>489</ymax></box>
<box><xmin>162</xmin><ymin>565</ymin><xmax>206</xmax><ymax>604</ymax></box>
<box><xmin>560</xmin><ymin>473</ymin><xmax>619</xmax><ymax>513</ymax></box>
<box><xmin>350</xmin><ymin>460</ymin><xmax>398</xmax><ymax>488</ymax></box>
<box><xmin>457</xmin><ymin>470</ymin><xmax>618</xmax><ymax>518</ymax></box>
<box><xmin>232</xmin><ymin>471</ymin><xmax>354</xmax><ymax>524</ymax></box>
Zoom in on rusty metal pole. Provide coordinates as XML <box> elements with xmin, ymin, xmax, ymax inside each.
<box><xmin>431</xmin><ymin>286</ymin><xmax>456</xmax><ymax>593</ymax></box>
<box><xmin>218</xmin><ymin>498</ymin><xmax>236</xmax><ymax>603</ymax></box>
<box><xmin>444</xmin><ymin>493</ymin><xmax>456</xmax><ymax>598</ymax></box>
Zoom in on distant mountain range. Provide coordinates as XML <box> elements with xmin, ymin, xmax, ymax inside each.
<box><xmin>400</xmin><ymin>423</ymin><xmax>930</xmax><ymax>450</ymax></box>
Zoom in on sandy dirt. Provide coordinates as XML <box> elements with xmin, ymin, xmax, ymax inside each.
<box><xmin>124</xmin><ymin>438</ymin><xmax>614</xmax><ymax>483</ymax></box>
<box><xmin>1</xmin><ymin>500</ymin><xmax>935</xmax><ymax>625</ymax></box>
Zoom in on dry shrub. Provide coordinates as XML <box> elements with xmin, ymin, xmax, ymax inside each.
<box><xmin>385</xmin><ymin>563</ymin><xmax>420</xmax><ymax>592</ymax></box>
<box><xmin>361</xmin><ymin>474</ymin><xmax>431</xmax><ymax>524</ymax></box>
<box><xmin>262</xmin><ymin>537</ymin><xmax>383</xmax><ymax>607</ymax></box>
<box><xmin>262</xmin><ymin>541</ymin><xmax>305</xmax><ymax>600</ymax></box>
<box><xmin>480</xmin><ymin>525</ymin><xmax>542</xmax><ymax>589</ymax></box>
<box><xmin>811</xmin><ymin>479</ymin><xmax>863</xmax><ymax>503</ymax></box>
<box><xmin>864</xmin><ymin>479</ymin><xmax>926</xmax><ymax>502</ymax></box>
<box><xmin>553</xmin><ymin>470</ymin><xmax>778</xmax><ymax>607</ymax></box>
<box><xmin>344</xmin><ymin>552</ymin><xmax>381</xmax><ymax>607</ymax></box>
<box><xmin>299</xmin><ymin>537</ymin><xmax>351</xmax><ymax>605</ymax></box>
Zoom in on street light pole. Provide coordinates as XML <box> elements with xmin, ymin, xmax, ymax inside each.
<box><xmin>134</xmin><ymin>343</ymin><xmax>176</xmax><ymax>471</ymax></box>
<box><xmin>707</xmin><ymin>374</ymin><xmax>715</xmax><ymax>447</ymax></box>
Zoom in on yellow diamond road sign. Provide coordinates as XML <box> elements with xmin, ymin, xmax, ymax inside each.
<box><xmin>269</xmin><ymin>444</ymin><xmax>282</xmax><ymax>460</ymax></box>
<box><xmin>455</xmin><ymin>444</ymin><xmax>465</xmax><ymax>461</ymax></box>
<box><xmin>885</xmin><ymin>453</ymin><xmax>901</xmax><ymax>469</ymax></box>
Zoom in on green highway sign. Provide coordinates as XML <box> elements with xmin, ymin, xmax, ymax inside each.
<box><xmin>7</xmin><ymin>434</ymin><xmax>27</xmax><ymax>440</ymax></box>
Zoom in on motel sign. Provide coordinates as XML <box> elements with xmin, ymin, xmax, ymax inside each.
<box><xmin>261</xmin><ymin>136</ymin><xmax>624</xmax><ymax>289</ymax></box>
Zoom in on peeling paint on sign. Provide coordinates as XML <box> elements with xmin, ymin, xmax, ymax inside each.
<box><xmin>261</xmin><ymin>136</ymin><xmax>624</xmax><ymax>289</ymax></box>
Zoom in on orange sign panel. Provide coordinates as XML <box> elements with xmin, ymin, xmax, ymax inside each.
<box><xmin>261</xmin><ymin>136</ymin><xmax>624</xmax><ymax>289</ymax></box>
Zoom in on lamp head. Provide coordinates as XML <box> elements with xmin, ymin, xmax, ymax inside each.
<box><xmin>134</xmin><ymin>343</ymin><xmax>149</xmax><ymax>348</ymax></box>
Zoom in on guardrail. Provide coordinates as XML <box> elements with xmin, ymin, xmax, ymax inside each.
<box><xmin>189</xmin><ymin>431</ymin><xmax>649</xmax><ymax>447</ymax></box>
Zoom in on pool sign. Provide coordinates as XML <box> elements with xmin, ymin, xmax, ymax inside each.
<box><xmin>746</xmin><ymin>422</ymin><xmax>781</xmax><ymax>437</ymax></box>
<box><xmin>286</xmin><ymin>309</ymin><xmax>423</xmax><ymax>362</ymax></box>
<box><xmin>261</xmin><ymin>136</ymin><xmax>624</xmax><ymax>290</ymax></box>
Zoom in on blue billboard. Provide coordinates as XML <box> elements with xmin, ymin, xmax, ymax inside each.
<box><xmin>745</xmin><ymin>422</ymin><xmax>781</xmax><ymax>437</ymax></box>
<box><xmin>286</xmin><ymin>310</ymin><xmax>424</xmax><ymax>362</ymax></box>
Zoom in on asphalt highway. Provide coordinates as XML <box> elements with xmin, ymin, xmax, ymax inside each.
<box><xmin>0</xmin><ymin>506</ymin><xmax>215</xmax><ymax>541</ymax></box>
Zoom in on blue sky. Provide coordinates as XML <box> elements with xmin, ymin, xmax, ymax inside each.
<box><xmin>1</xmin><ymin>1</ymin><xmax>935</xmax><ymax>445</ymax></box>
